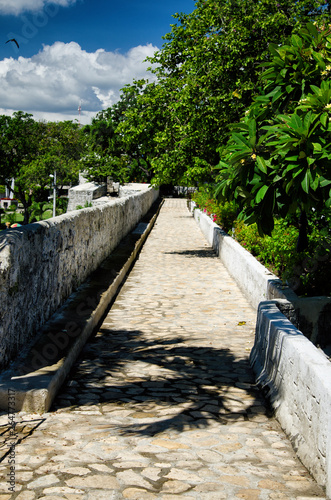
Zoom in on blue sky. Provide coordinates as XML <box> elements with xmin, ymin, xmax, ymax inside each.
<box><xmin>0</xmin><ymin>0</ymin><xmax>195</xmax><ymax>123</ymax></box>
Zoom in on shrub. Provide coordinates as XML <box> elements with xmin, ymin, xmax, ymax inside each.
<box><xmin>192</xmin><ymin>188</ymin><xmax>238</xmax><ymax>233</ymax></box>
<box><xmin>233</xmin><ymin>216</ymin><xmax>331</xmax><ymax>296</ymax></box>
<box><xmin>193</xmin><ymin>187</ymin><xmax>331</xmax><ymax>296</ymax></box>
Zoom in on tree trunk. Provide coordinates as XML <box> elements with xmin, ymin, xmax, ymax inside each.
<box><xmin>296</xmin><ymin>210</ymin><xmax>308</xmax><ymax>252</ymax></box>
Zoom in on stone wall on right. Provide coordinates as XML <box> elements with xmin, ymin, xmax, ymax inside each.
<box><xmin>250</xmin><ymin>301</ymin><xmax>331</xmax><ymax>498</ymax></box>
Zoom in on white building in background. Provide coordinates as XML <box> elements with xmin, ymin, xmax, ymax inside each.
<box><xmin>0</xmin><ymin>179</ymin><xmax>18</xmax><ymax>209</ymax></box>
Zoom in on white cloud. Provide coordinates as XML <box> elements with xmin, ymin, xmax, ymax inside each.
<box><xmin>0</xmin><ymin>41</ymin><xmax>158</xmax><ymax>124</ymax></box>
<box><xmin>0</xmin><ymin>0</ymin><xmax>76</xmax><ymax>15</ymax></box>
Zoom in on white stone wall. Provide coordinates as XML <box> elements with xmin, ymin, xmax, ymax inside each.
<box><xmin>189</xmin><ymin>203</ymin><xmax>331</xmax><ymax>342</ymax></box>
<box><xmin>250</xmin><ymin>302</ymin><xmax>331</xmax><ymax>497</ymax></box>
<box><xmin>0</xmin><ymin>187</ymin><xmax>159</xmax><ymax>369</ymax></box>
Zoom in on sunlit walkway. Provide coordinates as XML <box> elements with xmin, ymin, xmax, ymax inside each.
<box><xmin>0</xmin><ymin>199</ymin><xmax>326</xmax><ymax>499</ymax></box>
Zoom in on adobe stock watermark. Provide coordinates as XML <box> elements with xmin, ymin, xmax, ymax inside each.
<box><xmin>6</xmin><ymin>4</ymin><xmax>60</xmax><ymax>53</ymax></box>
<box><xmin>7</xmin><ymin>389</ymin><xmax>17</xmax><ymax>493</ymax></box>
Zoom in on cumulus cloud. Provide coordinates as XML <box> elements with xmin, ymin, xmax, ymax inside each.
<box><xmin>0</xmin><ymin>0</ymin><xmax>76</xmax><ymax>15</ymax></box>
<box><xmin>0</xmin><ymin>41</ymin><xmax>158</xmax><ymax>124</ymax></box>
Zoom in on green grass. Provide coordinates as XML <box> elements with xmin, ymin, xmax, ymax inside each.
<box><xmin>0</xmin><ymin>209</ymin><xmax>55</xmax><ymax>230</ymax></box>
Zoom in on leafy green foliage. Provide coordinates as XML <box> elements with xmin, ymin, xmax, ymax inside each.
<box><xmin>0</xmin><ymin>114</ymin><xmax>84</xmax><ymax>224</ymax></box>
<box><xmin>4</xmin><ymin>211</ymin><xmax>18</xmax><ymax>225</ymax></box>
<box><xmin>29</xmin><ymin>201</ymin><xmax>51</xmax><ymax>222</ymax></box>
<box><xmin>233</xmin><ymin>219</ymin><xmax>300</xmax><ymax>276</ymax></box>
<box><xmin>87</xmin><ymin>0</ymin><xmax>330</xmax><ymax>187</ymax></box>
<box><xmin>233</xmin><ymin>214</ymin><xmax>331</xmax><ymax>296</ymax></box>
<box><xmin>27</xmin><ymin>201</ymin><xmax>67</xmax><ymax>222</ymax></box>
<box><xmin>82</xmin><ymin>81</ymin><xmax>154</xmax><ymax>184</ymax></box>
<box><xmin>215</xmin><ymin>22</ymin><xmax>331</xmax><ymax>239</ymax></box>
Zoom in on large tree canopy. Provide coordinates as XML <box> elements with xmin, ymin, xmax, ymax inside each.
<box><xmin>82</xmin><ymin>82</ymin><xmax>155</xmax><ymax>183</ymax></box>
<box><xmin>113</xmin><ymin>0</ymin><xmax>330</xmax><ymax>187</ymax></box>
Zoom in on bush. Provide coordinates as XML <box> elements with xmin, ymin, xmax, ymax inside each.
<box><xmin>57</xmin><ymin>197</ymin><xmax>68</xmax><ymax>214</ymax></box>
<box><xmin>193</xmin><ymin>187</ymin><xmax>331</xmax><ymax>296</ymax></box>
<box><xmin>233</xmin><ymin>219</ymin><xmax>300</xmax><ymax>277</ymax></box>
<box><xmin>234</xmin><ymin>216</ymin><xmax>331</xmax><ymax>296</ymax></box>
<box><xmin>4</xmin><ymin>212</ymin><xmax>17</xmax><ymax>225</ymax></box>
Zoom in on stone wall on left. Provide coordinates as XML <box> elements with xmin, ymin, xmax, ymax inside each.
<box><xmin>0</xmin><ymin>186</ymin><xmax>159</xmax><ymax>370</ymax></box>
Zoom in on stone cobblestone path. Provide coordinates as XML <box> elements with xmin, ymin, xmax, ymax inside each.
<box><xmin>0</xmin><ymin>199</ymin><xmax>327</xmax><ymax>499</ymax></box>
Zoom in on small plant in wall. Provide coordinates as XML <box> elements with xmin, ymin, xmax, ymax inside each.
<box><xmin>76</xmin><ymin>201</ymin><xmax>93</xmax><ymax>210</ymax></box>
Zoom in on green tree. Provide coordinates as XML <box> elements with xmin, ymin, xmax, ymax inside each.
<box><xmin>0</xmin><ymin>115</ymin><xmax>83</xmax><ymax>224</ymax></box>
<box><xmin>80</xmin><ymin>0</ymin><xmax>330</xmax><ymax>188</ymax></box>
<box><xmin>116</xmin><ymin>80</ymin><xmax>167</xmax><ymax>182</ymax></box>
<box><xmin>215</xmin><ymin>22</ymin><xmax>331</xmax><ymax>248</ymax></box>
<box><xmin>83</xmin><ymin>82</ymin><xmax>154</xmax><ymax>183</ymax></box>
<box><xmin>0</xmin><ymin>112</ymin><xmax>41</xmax><ymax>223</ymax></box>
<box><xmin>28</xmin><ymin>120</ymin><xmax>82</xmax><ymax>186</ymax></box>
<box><xmin>141</xmin><ymin>0</ymin><xmax>331</xmax><ymax>186</ymax></box>
<box><xmin>28</xmin><ymin>201</ymin><xmax>53</xmax><ymax>222</ymax></box>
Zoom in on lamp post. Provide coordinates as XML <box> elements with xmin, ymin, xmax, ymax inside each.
<box><xmin>49</xmin><ymin>171</ymin><xmax>57</xmax><ymax>218</ymax></box>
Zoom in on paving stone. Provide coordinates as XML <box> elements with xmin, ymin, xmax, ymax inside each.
<box><xmin>164</xmin><ymin>468</ymin><xmax>203</xmax><ymax>483</ymax></box>
<box><xmin>43</xmin><ymin>486</ymin><xmax>84</xmax><ymax>495</ymax></box>
<box><xmin>141</xmin><ymin>467</ymin><xmax>162</xmax><ymax>481</ymax></box>
<box><xmin>236</xmin><ymin>489</ymin><xmax>261</xmax><ymax>500</ymax></box>
<box><xmin>151</xmin><ymin>439</ymin><xmax>189</xmax><ymax>450</ymax></box>
<box><xmin>161</xmin><ymin>480</ymin><xmax>191</xmax><ymax>493</ymax></box>
<box><xmin>65</xmin><ymin>467</ymin><xmax>91</xmax><ymax>476</ymax></box>
<box><xmin>221</xmin><ymin>475</ymin><xmax>251</xmax><ymax>487</ymax></box>
<box><xmin>16</xmin><ymin>471</ymin><xmax>34</xmax><ymax>482</ymax></box>
<box><xmin>196</xmin><ymin>450</ymin><xmax>222</xmax><ymax>463</ymax></box>
<box><xmin>15</xmin><ymin>493</ymin><xmax>36</xmax><ymax>500</ymax></box>
<box><xmin>85</xmin><ymin>491</ymin><xmax>116</xmax><ymax>500</ymax></box>
<box><xmin>27</xmin><ymin>474</ymin><xmax>60</xmax><ymax>489</ymax></box>
<box><xmin>258</xmin><ymin>479</ymin><xmax>287</xmax><ymax>490</ymax></box>
<box><xmin>116</xmin><ymin>470</ymin><xmax>154</xmax><ymax>489</ymax></box>
<box><xmin>65</xmin><ymin>475</ymin><xmax>119</xmax><ymax>489</ymax></box>
<box><xmin>161</xmin><ymin>496</ymin><xmax>195</xmax><ymax>500</ymax></box>
<box><xmin>37</xmin><ymin>496</ymin><xmax>65</xmax><ymax>500</ymax></box>
<box><xmin>89</xmin><ymin>463</ymin><xmax>114</xmax><ymax>472</ymax></box>
<box><xmin>122</xmin><ymin>488</ymin><xmax>157</xmax><ymax>499</ymax></box>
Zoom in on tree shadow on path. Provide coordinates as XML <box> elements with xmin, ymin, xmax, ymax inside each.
<box><xmin>54</xmin><ymin>327</ymin><xmax>268</xmax><ymax>437</ymax></box>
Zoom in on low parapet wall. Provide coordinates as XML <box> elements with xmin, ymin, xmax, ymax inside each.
<box><xmin>250</xmin><ymin>301</ymin><xmax>331</xmax><ymax>497</ymax></box>
<box><xmin>188</xmin><ymin>202</ymin><xmax>297</xmax><ymax>309</ymax></box>
<box><xmin>189</xmin><ymin>203</ymin><xmax>331</xmax><ymax>343</ymax></box>
<box><xmin>0</xmin><ymin>185</ymin><xmax>159</xmax><ymax>370</ymax></box>
<box><xmin>189</xmin><ymin>202</ymin><xmax>331</xmax><ymax>496</ymax></box>
<box><xmin>66</xmin><ymin>181</ymin><xmax>107</xmax><ymax>212</ymax></box>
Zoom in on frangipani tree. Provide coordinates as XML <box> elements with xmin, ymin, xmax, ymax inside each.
<box><xmin>215</xmin><ymin>22</ymin><xmax>331</xmax><ymax>248</ymax></box>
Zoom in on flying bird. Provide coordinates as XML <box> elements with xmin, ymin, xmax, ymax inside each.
<box><xmin>6</xmin><ymin>39</ymin><xmax>19</xmax><ymax>49</ymax></box>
